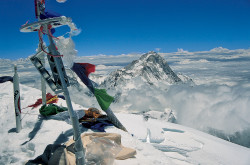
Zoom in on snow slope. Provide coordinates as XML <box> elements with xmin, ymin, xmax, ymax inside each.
<box><xmin>0</xmin><ymin>82</ymin><xmax>250</xmax><ymax>165</ymax></box>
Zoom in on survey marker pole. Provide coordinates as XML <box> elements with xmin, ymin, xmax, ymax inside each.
<box><xmin>13</xmin><ymin>65</ymin><xmax>22</xmax><ymax>133</ymax></box>
<box><xmin>46</xmin><ymin>26</ymin><xmax>85</xmax><ymax>165</ymax></box>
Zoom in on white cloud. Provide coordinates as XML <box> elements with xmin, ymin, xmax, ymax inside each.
<box><xmin>56</xmin><ymin>0</ymin><xmax>67</xmax><ymax>3</ymax></box>
<box><xmin>210</xmin><ymin>47</ymin><xmax>230</xmax><ymax>52</ymax></box>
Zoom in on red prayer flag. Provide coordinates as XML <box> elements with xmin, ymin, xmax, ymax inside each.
<box><xmin>76</xmin><ymin>63</ymin><xmax>95</xmax><ymax>77</ymax></box>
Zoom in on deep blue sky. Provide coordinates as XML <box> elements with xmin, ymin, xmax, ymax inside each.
<box><xmin>0</xmin><ymin>0</ymin><xmax>250</xmax><ymax>59</ymax></box>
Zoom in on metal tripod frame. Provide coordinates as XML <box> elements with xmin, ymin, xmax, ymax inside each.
<box><xmin>20</xmin><ymin>4</ymin><xmax>86</xmax><ymax>164</ymax></box>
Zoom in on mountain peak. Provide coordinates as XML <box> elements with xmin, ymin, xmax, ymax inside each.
<box><xmin>125</xmin><ymin>51</ymin><xmax>173</xmax><ymax>71</ymax></box>
<box><xmin>101</xmin><ymin>51</ymin><xmax>182</xmax><ymax>89</ymax></box>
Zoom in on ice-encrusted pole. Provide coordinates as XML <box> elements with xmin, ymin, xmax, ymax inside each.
<box><xmin>13</xmin><ymin>65</ymin><xmax>22</xmax><ymax>133</ymax></box>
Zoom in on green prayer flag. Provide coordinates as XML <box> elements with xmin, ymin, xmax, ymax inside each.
<box><xmin>94</xmin><ymin>88</ymin><xmax>114</xmax><ymax>111</ymax></box>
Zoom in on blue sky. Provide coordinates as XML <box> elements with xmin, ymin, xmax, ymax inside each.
<box><xmin>0</xmin><ymin>0</ymin><xmax>250</xmax><ymax>59</ymax></box>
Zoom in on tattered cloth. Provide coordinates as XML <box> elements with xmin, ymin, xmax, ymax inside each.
<box><xmin>79</xmin><ymin>108</ymin><xmax>113</xmax><ymax>132</ymax></box>
<box><xmin>28</xmin><ymin>93</ymin><xmax>59</xmax><ymax>109</ymax></box>
<box><xmin>79</xmin><ymin>108</ymin><xmax>104</xmax><ymax>122</ymax></box>
<box><xmin>81</xmin><ymin>120</ymin><xmax>113</xmax><ymax>132</ymax></box>
<box><xmin>0</xmin><ymin>76</ymin><xmax>13</xmax><ymax>83</ymax></box>
<box><xmin>39</xmin><ymin>104</ymin><xmax>67</xmax><ymax>116</ymax></box>
<box><xmin>71</xmin><ymin>63</ymin><xmax>114</xmax><ymax>111</ymax></box>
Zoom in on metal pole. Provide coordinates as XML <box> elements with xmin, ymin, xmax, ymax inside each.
<box><xmin>46</xmin><ymin>26</ymin><xmax>85</xmax><ymax>164</ymax></box>
<box><xmin>39</xmin><ymin>40</ymin><xmax>47</xmax><ymax>106</ymax></box>
<box><xmin>36</xmin><ymin>0</ymin><xmax>47</xmax><ymax>106</ymax></box>
<box><xmin>13</xmin><ymin>65</ymin><xmax>22</xmax><ymax>133</ymax></box>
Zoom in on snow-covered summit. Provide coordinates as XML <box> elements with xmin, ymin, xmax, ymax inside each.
<box><xmin>101</xmin><ymin>51</ymin><xmax>182</xmax><ymax>89</ymax></box>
